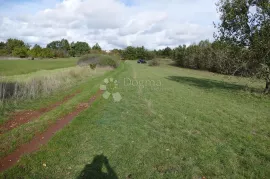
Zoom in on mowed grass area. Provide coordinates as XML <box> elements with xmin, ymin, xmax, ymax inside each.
<box><xmin>1</xmin><ymin>61</ymin><xmax>270</xmax><ymax>178</ymax></box>
<box><xmin>0</xmin><ymin>58</ymin><xmax>78</xmax><ymax>76</ymax></box>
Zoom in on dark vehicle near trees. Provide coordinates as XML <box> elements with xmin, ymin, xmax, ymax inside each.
<box><xmin>137</xmin><ymin>59</ymin><xmax>146</xmax><ymax>64</ymax></box>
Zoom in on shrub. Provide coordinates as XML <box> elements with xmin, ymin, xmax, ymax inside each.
<box><xmin>12</xmin><ymin>47</ymin><xmax>29</xmax><ymax>58</ymax></box>
<box><xmin>89</xmin><ymin>64</ymin><xmax>97</xmax><ymax>70</ymax></box>
<box><xmin>78</xmin><ymin>54</ymin><xmax>119</xmax><ymax>68</ymax></box>
<box><xmin>98</xmin><ymin>56</ymin><xmax>118</xmax><ymax>68</ymax></box>
<box><xmin>148</xmin><ymin>59</ymin><xmax>160</xmax><ymax>66</ymax></box>
<box><xmin>0</xmin><ymin>49</ymin><xmax>8</xmax><ymax>56</ymax></box>
<box><xmin>122</xmin><ymin>46</ymin><xmax>155</xmax><ymax>60</ymax></box>
<box><xmin>40</xmin><ymin>48</ymin><xmax>54</xmax><ymax>58</ymax></box>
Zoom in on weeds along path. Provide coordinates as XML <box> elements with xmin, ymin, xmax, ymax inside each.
<box><xmin>0</xmin><ymin>62</ymin><xmax>126</xmax><ymax>170</ymax></box>
<box><xmin>0</xmin><ymin>90</ymin><xmax>81</xmax><ymax>134</ymax></box>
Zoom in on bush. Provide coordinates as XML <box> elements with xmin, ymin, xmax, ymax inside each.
<box><xmin>148</xmin><ymin>59</ymin><xmax>160</xmax><ymax>66</ymax></box>
<box><xmin>40</xmin><ymin>48</ymin><xmax>54</xmax><ymax>58</ymax></box>
<box><xmin>89</xmin><ymin>64</ymin><xmax>97</xmax><ymax>70</ymax></box>
<box><xmin>12</xmin><ymin>47</ymin><xmax>29</xmax><ymax>58</ymax></box>
<box><xmin>78</xmin><ymin>54</ymin><xmax>119</xmax><ymax>68</ymax></box>
<box><xmin>0</xmin><ymin>49</ymin><xmax>8</xmax><ymax>56</ymax></box>
<box><xmin>98</xmin><ymin>56</ymin><xmax>118</xmax><ymax>68</ymax></box>
<box><xmin>54</xmin><ymin>50</ymin><xmax>68</xmax><ymax>58</ymax></box>
<box><xmin>122</xmin><ymin>46</ymin><xmax>155</xmax><ymax>60</ymax></box>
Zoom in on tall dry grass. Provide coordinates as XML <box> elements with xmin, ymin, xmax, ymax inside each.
<box><xmin>0</xmin><ymin>66</ymin><xmax>94</xmax><ymax>104</ymax></box>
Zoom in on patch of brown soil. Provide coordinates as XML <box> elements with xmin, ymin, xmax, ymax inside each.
<box><xmin>0</xmin><ymin>90</ymin><xmax>103</xmax><ymax>172</ymax></box>
<box><xmin>0</xmin><ymin>90</ymin><xmax>81</xmax><ymax>134</ymax></box>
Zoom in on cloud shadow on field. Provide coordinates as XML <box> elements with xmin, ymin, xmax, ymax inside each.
<box><xmin>77</xmin><ymin>154</ymin><xmax>118</xmax><ymax>179</ymax></box>
<box><xmin>166</xmin><ymin>76</ymin><xmax>250</xmax><ymax>92</ymax></box>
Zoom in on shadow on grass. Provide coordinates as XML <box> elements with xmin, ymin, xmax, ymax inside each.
<box><xmin>77</xmin><ymin>154</ymin><xmax>118</xmax><ymax>179</ymax></box>
<box><xmin>166</xmin><ymin>76</ymin><xmax>253</xmax><ymax>92</ymax></box>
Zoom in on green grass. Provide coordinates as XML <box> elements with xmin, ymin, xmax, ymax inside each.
<box><xmin>1</xmin><ymin>66</ymin><xmax>89</xmax><ymax>82</ymax></box>
<box><xmin>0</xmin><ymin>58</ymin><xmax>78</xmax><ymax>76</ymax></box>
<box><xmin>1</xmin><ymin>61</ymin><xmax>270</xmax><ymax>178</ymax></box>
<box><xmin>0</xmin><ymin>66</ymin><xmax>113</xmax><ymax>124</ymax></box>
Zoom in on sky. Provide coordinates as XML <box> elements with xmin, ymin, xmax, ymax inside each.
<box><xmin>0</xmin><ymin>0</ymin><xmax>219</xmax><ymax>50</ymax></box>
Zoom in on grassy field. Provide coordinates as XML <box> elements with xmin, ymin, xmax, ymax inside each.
<box><xmin>1</xmin><ymin>61</ymin><xmax>270</xmax><ymax>178</ymax></box>
<box><xmin>0</xmin><ymin>58</ymin><xmax>78</xmax><ymax>76</ymax></box>
<box><xmin>0</xmin><ymin>66</ymin><xmax>113</xmax><ymax>123</ymax></box>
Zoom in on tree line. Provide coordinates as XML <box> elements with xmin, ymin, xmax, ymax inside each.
<box><xmin>108</xmin><ymin>46</ymin><xmax>172</xmax><ymax>61</ymax></box>
<box><xmin>0</xmin><ymin>38</ymin><xmax>198</xmax><ymax>62</ymax></box>
<box><xmin>171</xmin><ymin>0</ymin><xmax>270</xmax><ymax>93</ymax></box>
<box><xmin>0</xmin><ymin>39</ymin><xmax>103</xmax><ymax>58</ymax></box>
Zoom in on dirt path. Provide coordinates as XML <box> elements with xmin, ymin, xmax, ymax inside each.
<box><xmin>0</xmin><ymin>90</ymin><xmax>103</xmax><ymax>172</ymax></box>
<box><xmin>0</xmin><ymin>90</ymin><xmax>81</xmax><ymax>134</ymax></box>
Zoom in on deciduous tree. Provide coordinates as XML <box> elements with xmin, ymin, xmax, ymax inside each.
<box><xmin>215</xmin><ymin>0</ymin><xmax>270</xmax><ymax>92</ymax></box>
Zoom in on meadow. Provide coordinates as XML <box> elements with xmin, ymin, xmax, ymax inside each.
<box><xmin>0</xmin><ymin>58</ymin><xmax>78</xmax><ymax>76</ymax></box>
<box><xmin>0</xmin><ymin>56</ymin><xmax>116</xmax><ymax>124</ymax></box>
<box><xmin>0</xmin><ymin>59</ymin><xmax>269</xmax><ymax>178</ymax></box>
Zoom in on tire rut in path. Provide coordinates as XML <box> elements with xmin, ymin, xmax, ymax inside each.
<box><xmin>0</xmin><ymin>90</ymin><xmax>81</xmax><ymax>134</ymax></box>
<box><xmin>0</xmin><ymin>90</ymin><xmax>103</xmax><ymax>172</ymax></box>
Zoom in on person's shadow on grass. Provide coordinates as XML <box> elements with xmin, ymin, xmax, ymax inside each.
<box><xmin>77</xmin><ymin>154</ymin><xmax>118</xmax><ymax>179</ymax></box>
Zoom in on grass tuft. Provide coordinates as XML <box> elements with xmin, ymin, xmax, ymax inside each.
<box><xmin>148</xmin><ymin>59</ymin><xmax>160</xmax><ymax>66</ymax></box>
<box><xmin>77</xmin><ymin>54</ymin><xmax>120</xmax><ymax>68</ymax></box>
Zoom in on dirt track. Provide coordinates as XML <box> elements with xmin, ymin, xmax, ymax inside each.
<box><xmin>0</xmin><ymin>90</ymin><xmax>81</xmax><ymax>134</ymax></box>
<box><xmin>0</xmin><ymin>90</ymin><xmax>103</xmax><ymax>172</ymax></box>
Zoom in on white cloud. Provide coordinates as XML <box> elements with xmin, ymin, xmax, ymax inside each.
<box><xmin>0</xmin><ymin>0</ymin><xmax>219</xmax><ymax>49</ymax></box>
<box><xmin>118</xmin><ymin>11</ymin><xmax>168</xmax><ymax>36</ymax></box>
